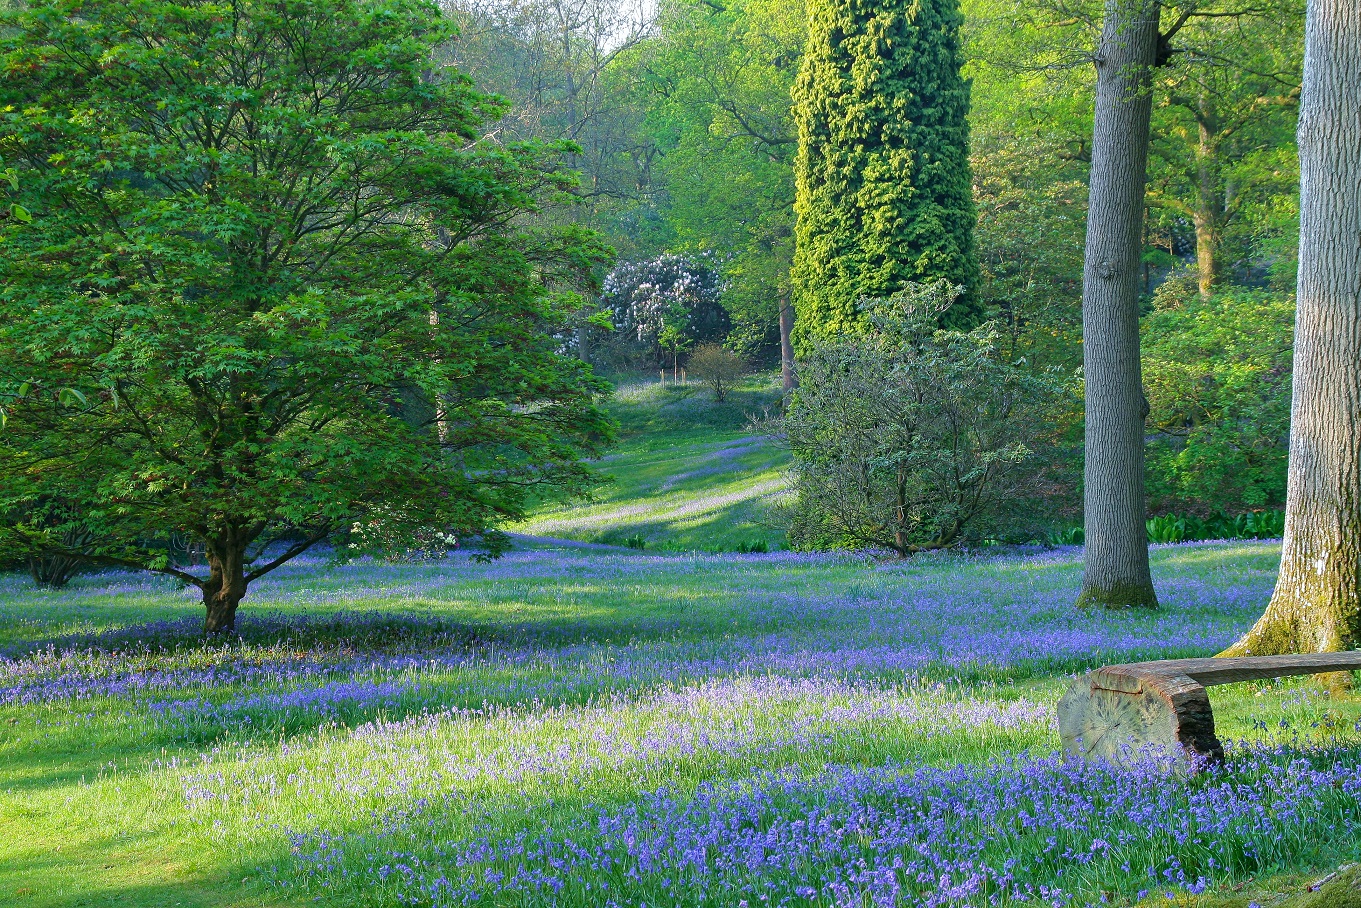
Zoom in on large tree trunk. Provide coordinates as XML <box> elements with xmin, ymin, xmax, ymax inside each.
<box><xmin>1077</xmin><ymin>0</ymin><xmax>1161</xmax><ymax>610</ymax></box>
<box><xmin>1222</xmin><ymin>0</ymin><xmax>1361</xmax><ymax>666</ymax></box>
<box><xmin>1192</xmin><ymin>205</ymin><xmax>1218</xmax><ymax>299</ymax></box>
<box><xmin>203</xmin><ymin>538</ymin><xmax>248</xmax><ymax>634</ymax></box>
<box><xmin>779</xmin><ymin>295</ymin><xmax>797</xmax><ymax>392</ymax></box>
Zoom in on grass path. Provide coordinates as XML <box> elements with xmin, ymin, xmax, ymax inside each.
<box><xmin>514</xmin><ymin>380</ymin><xmax>791</xmax><ymax>551</ymax></box>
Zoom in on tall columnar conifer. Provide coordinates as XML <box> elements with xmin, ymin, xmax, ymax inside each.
<box><xmin>790</xmin><ymin>0</ymin><xmax>979</xmax><ymax>346</ymax></box>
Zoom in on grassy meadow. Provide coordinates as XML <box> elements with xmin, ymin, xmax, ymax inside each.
<box><xmin>514</xmin><ymin>379</ymin><xmax>791</xmax><ymax>552</ymax></box>
<box><xmin>3</xmin><ymin>537</ymin><xmax>1361</xmax><ymax>907</ymax></box>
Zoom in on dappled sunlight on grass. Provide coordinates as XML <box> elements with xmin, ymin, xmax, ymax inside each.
<box><xmin>3</xmin><ymin>541</ymin><xmax>1360</xmax><ymax>906</ymax></box>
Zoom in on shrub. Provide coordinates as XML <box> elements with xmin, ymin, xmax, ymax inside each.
<box><xmin>600</xmin><ymin>255</ymin><xmax>729</xmax><ymax>371</ymax></box>
<box><xmin>1146</xmin><ymin>509</ymin><xmax>1286</xmax><ymax>544</ymax></box>
<box><xmin>778</xmin><ymin>282</ymin><xmax>1065</xmax><ymax>556</ymax></box>
<box><xmin>687</xmin><ymin>345</ymin><xmax>746</xmax><ymax>401</ymax></box>
<box><xmin>1048</xmin><ymin>526</ymin><xmax>1086</xmax><ymax>546</ymax></box>
<box><xmin>0</xmin><ymin>497</ymin><xmax>95</xmax><ymax>589</ymax></box>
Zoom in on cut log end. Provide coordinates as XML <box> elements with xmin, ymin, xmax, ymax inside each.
<box><xmin>1058</xmin><ymin>672</ymin><xmax>1222</xmax><ymax>767</ymax></box>
<box><xmin>1060</xmin><ymin>676</ymin><xmax>1179</xmax><ymax>761</ymax></box>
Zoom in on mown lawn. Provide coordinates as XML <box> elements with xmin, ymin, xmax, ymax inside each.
<box><xmin>2</xmin><ymin>540</ymin><xmax>1359</xmax><ymax>907</ymax></box>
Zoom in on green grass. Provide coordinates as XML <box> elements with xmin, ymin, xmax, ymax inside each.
<box><xmin>514</xmin><ymin>376</ymin><xmax>791</xmax><ymax>551</ymax></box>
<box><xmin>1</xmin><ymin>541</ymin><xmax>1360</xmax><ymax>906</ymax></box>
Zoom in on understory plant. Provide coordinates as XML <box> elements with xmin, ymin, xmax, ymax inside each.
<box><xmin>778</xmin><ymin>282</ymin><xmax>1066</xmax><ymax>555</ymax></box>
<box><xmin>687</xmin><ymin>344</ymin><xmax>746</xmax><ymax>402</ymax></box>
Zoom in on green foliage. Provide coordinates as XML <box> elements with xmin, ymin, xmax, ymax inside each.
<box><xmin>1146</xmin><ymin>4</ymin><xmax>1303</xmax><ymax>292</ymax></box>
<box><xmin>0</xmin><ymin>154</ymin><xmax>29</xmax><ymax>224</ymax></box>
<box><xmin>791</xmin><ymin>0</ymin><xmax>980</xmax><ymax>347</ymax></box>
<box><xmin>0</xmin><ymin>0</ymin><xmax>613</xmax><ymax>625</ymax></box>
<box><xmin>781</xmin><ymin>282</ymin><xmax>1064</xmax><ymax>555</ymax></box>
<box><xmin>1142</xmin><ymin>287</ymin><xmax>1294</xmax><ymax>514</ymax></box>
<box><xmin>1145</xmin><ymin>510</ymin><xmax>1286</xmax><ymax>544</ymax></box>
<box><xmin>1145</xmin><ymin>514</ymin><xmax>1188</xmax><ymax>544</ymax></box>
<box><xmin>686</xmin><ymin>344</ymin><xmax>746</xmax><ymax>402</ymax></box>
<box><xmin>634</xmin><ymin>0</ymin><xmax>805</xmax><ymax>355</ymax></box>
<box><xmin>962</xmin><ymin>0</ymin><xmax>1092</xmax><ymax>371</ymax></box>
<box><xmin>1048</xmin><ymin>526</ymin><xmax>1085</xmax><ymax>546</ymax></box>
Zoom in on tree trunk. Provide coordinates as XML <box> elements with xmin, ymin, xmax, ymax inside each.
<box><xmin>1222</xmin><ymin>0</ymin><xmax>1361</xmax><ymax>671</ymax></box>
<box><xmin>1192</xmin><ymin>205</ymin><xmax>1218</xmax><ymax>299</ymax></box>
<box><xmin>202</xmin><ymin>538</ymin><xmax>248</xmax><ymax>634</ymax></box>
<box><xmin>779</xmin><ymin>295</ymin><xmax>797</xmax><ymax>391</ymax></box>
<box><xmin>1193</xmin><ymin>105</ymin><xmax>1221</xmax><ymax>298</ymax></box>
<box><xmin>1077</xmin><ymin>0</ymin><xmax>1160</xmax><ymax>610</ymax></box>
<box><xmin>576</xmin><ymin>323</ymin><xmax>590</xmax><ymax>364</ymax></box>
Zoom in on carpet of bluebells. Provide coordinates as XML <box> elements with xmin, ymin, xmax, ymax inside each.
<box><xmin>3</xmin><ymin>541</ymin><xmax>1360</xmax><ymax>907</ymax></box>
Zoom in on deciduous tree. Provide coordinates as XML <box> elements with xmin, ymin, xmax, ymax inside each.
<box><xmin>1076</xmin><ymin>0</ymin><xmax>1162</xmax><ymax>609</ymax></box>
<box><xmin>1222</xmin><ymin>0</ymin><xmax>1361</xmax><ymax>663</ymax></box>
<box><xmin>0</xmin><ymin>0</ymin><xmax>612</xmax><ymax>632</ymax></box>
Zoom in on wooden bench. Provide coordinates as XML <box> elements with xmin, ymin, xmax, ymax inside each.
<box><xmin>1058</xmin><ymin>652</ymin><xmax>1361</xmax><ymax>765</ymax></box>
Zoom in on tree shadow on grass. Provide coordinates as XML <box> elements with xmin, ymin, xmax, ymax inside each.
<box><xmin>0</xmin><ymin>817</ymin><xmax>300</xmax><ymax>908</ymax></box>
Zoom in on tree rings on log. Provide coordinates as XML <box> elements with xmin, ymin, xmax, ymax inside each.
<box><xmin>1058</xmin><ymin>672</ymin><xmax>1223</xmax><ymax>766</ymax></box>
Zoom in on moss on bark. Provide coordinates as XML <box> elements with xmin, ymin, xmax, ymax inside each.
<box><xmin>1075</xmin><ymin>580</ymin><xmax>1159</xmax><ymax>610</ymax></box>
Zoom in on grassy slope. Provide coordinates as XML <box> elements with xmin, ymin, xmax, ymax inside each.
<box><xmin>514</xmin><ymin>377</ymin><xmax>791</xmax><ymax>551</ymax></box>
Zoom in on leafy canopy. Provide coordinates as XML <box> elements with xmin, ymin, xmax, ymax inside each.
<box><xmin>0</xmin><ymin>0</ymin><xmax>613</xmax><ymax>629</ymax></box>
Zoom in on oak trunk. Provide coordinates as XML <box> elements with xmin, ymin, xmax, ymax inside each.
<box><xmin>1192</xmin><ymin>100</ymin><xmax>1221</xmax><ymax>298</ymax></box>
<box><xmin>1223</xmin><ymin>0</ymin><xmax>1361</xmax><ymax>669</ymax></box>
<box><xmin>1078</xmin><ymin>0</ymin><xmax>1161</xmax><ymax>609</ymax></box>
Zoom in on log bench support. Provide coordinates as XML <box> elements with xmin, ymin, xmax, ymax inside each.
<box><xmin>1058</xmin><ymin>652</ymin><xmax>1361</xmax><ymax>766</ymax></box>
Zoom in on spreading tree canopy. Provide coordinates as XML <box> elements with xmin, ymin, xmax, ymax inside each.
<box><xmin>790</xmin><ymin>0</ymin><xmax>979</xmax><ymax>346</ymax></box>
<box><xmin>0</xmin><ymin>0</ymin><xmax>614</xmax><ymax>632</ymax></box>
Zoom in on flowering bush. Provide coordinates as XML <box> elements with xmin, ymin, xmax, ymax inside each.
<box><xmin>600</xmin><ymin>254</ymin><xmax>729</xmax><ymax>368</ymax></box>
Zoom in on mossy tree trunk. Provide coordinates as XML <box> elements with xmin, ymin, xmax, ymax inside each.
<box><xmin>1223</xmin><ymin>0</ymin><xmax>1361</xmax><ymax>662</ymax></box>
<box><xmin>1078</xmin><ymin>0</ymin><xmax>1161</xmax><ymax>610</ymax></box>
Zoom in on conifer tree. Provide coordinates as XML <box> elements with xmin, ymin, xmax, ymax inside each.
<box><xmin>790</xmin><ymin>0</ymin><xmax>979</xmax><ymax>346</ymax></box>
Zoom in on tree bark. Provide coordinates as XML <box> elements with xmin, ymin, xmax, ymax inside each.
<box><xmin>1078</xmin><ymin>0</ymin><xmax>1161</xmax><ymax>610</ymax></box>
<box><xmin>779</xmin><ymin>295</ymin><xmax>797</xmax><ymax>392</ymax></box>
<box><xmin>1192</xmin><ymin>102</ymin><xmax>1221</xmax><ymax>298</ymax></box>
<box><xmin>1222</xmin><ymin>0</ymin><xmax>1361</xmax><ymax>670</ymax></box>
<box><xmin>202</xmin><ymin>536</ymin><xmax>249</xmax><ymax>634</ymax></box>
